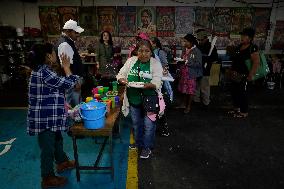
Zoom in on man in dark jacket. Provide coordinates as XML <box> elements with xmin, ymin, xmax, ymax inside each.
<box><xmin>55</xmin><ymin>19</ymin><xmax>84</xmax><ymax>107</ymax></box>
<box><xmin>194</xmin><ymin>29</ymin><xmax>218</xmax><ymax>108</ymax></box>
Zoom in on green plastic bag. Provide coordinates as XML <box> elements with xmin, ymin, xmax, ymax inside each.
<box><xmin>245</xmin><ymin>52</ymin><xmax>270</xmax><ymax>80</ymax></box>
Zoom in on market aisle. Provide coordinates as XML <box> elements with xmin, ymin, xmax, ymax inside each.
<box><xmin>138</xmin><ymin>86</ymin><xmax>284</xmax><ymax>189</ymax></box>
<box><xmin>0</xmin><ymin>109</ymin><xmax>131</xmax><ymax>189</ymax></box>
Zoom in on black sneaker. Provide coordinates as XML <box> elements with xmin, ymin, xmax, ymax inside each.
<box><xmin>140</xmin><ymin>148</ymin><xmax>152</xmax><ymax>159</ymax></box>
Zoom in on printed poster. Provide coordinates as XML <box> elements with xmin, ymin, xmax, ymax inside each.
<box><xmin>231</xmin><ymin>8</ymin><xmax>254</xmax><ymax>35</ymax></box>
<box><xmin>213</xmin><ymin>8</ymin><xmax>232</xmax><ymax>36</ymax></box>
<box><xmin>117</xmin><ymin>6</ymin><xmax>136</xmax><ymax>37</ymax></box>
<box><xmin>156</xmin><ymin>7</ymin><xmax>175</xmax><ymax>37</ymax></box>
<box><xmin>79</xmin><ymin>7</ymin><xmax>97</xmax><ymax>36</ymax></box>
<box><xmin>194</xmin><ymin>7</ymin><xmax>213</xmax><ymax>30</ymax></box>
<box><xmin>253</xmin><ymin>8</ymin><xmax>271</xmax><ymax>38</ymax></box>
<box><xmin>272</xmin><ymin>21</ymin><xmax>284</xmax><ymax>49</ymax></box>
<box><xmin>58</xmin><ymin>7</ymin><xmax>78</xmax><ymax>29</ymax></box>
<box><xmin>97</xmin><ymin>6</ymin><xmax>117</xmax><ymax>35</ymax></box>
<box><xmin>39</xmin><ymin>7</ymin><xmax>61</xmax><ymax>35</ymax></box>
<box><xmin>175</xmin><ymin>7</ymin><xmax>195</xmax><ymax>36</ymax></box>
<box><xmin>137</xmin><ymin>7</ymin><xmax>157</xmax><ymax>37</ymax></box>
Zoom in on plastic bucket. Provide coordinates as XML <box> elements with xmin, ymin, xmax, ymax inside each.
<box><xmin>80</xmin><ymin>101</ymin><xmax>107</xmax><ymax>129</ymax></box>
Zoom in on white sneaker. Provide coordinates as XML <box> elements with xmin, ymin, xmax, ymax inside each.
<box><xmin>140</xmin><ymin>148</ymin><xmax>152</xmax><ymax>159</ymax></box>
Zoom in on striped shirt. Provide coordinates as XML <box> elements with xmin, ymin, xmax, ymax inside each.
<box><xmin>27</xmin><ymin>64</ymin><xmax>79</xmax><ymax>135</ymax></box>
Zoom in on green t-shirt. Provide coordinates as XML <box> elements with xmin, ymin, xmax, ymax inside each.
<box><xmin>127</xmin><ymin>60</ymin><xmax>156</xmax><ymax>106</ymax></box>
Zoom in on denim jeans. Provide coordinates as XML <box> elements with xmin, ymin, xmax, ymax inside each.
<box><xmin>38</xmin><ymin>130</ymin><xmax>68</xmax><ymax>177</ymax></box>
<box><xmin>129</xmin><ymin>106</ymin><xmax>156</xmax><ymax>149</ymax></box>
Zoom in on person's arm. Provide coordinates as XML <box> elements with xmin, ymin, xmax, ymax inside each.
<box><xmin>117</xmin><ymin>57</ymin><xmax>136</xmax><ymax>85</ymax></box>
<box><xmin>96</xmin><ymin>44</ymin><xmax>101</xmax><ymax>69</ymax></box>
<box><xmin>187</xmin><ymin>49</ymin><xmax>202</xmax><ymax>68</ymax></box>
<box><xmin>144</xmin><ymin>58</ymin><xmax>163</xmax><ymax>89</ymax></box>
<box><xmin>42</xmin><ymin>54</ymin><xmax>79</xmax><ymax>90</ymax></box>
<box><xmin>247</xmin><ymin>52</ymin><xmax>260</xmax><ymax>81</ymax></box>
<box><xmin>159</xmin><ymin>49</ymin><xmax>168</xmax><ymax>67</ymax></box>
<box><xmin>58</xmin><ymin>42</ymin><xmax>74</xmax><ymax>64</ymax></box>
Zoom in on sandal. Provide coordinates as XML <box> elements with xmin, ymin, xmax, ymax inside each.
<box><xmin>233</xmin><ymin>112</ymin><xmax>248</xmax><ymax>118</ymax></box>
<box><xmin>183</xmin><ymin>108</ymin><xmax>191</xmax><ymax>114</ymax></box>
<box><xmin>227</xmin><ymin>109</ymin><xmax>240</xmax><ymax>116</ymax></box>
<box><xmin>174</xmin><ymin>105</ymin><xmax>186</xmax><ymax>109</ymax></box>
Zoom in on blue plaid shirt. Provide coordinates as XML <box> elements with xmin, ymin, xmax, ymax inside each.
<box><xmin>27</xmin><ymin>64</ymin><xmax>79</xmax><ymax>135</ymax></box>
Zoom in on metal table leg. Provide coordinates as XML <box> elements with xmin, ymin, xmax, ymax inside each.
<box><xmin>72</xmin><ymin>135</ymin><xmax>80</xmax><ymax>182</ymax></box>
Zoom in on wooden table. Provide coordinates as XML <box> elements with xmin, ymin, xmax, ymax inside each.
<box><xmin>69</xmin><ymin>88</ymin><xmax>124</xmax><ymax>182</ymax></box>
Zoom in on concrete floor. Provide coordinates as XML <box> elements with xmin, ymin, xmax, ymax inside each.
<box><xmin>1</xmin><ymin>80</ymin><xmax>284</xmax><ymax>189</ymax></box>
<box><xmin>138</xmin><ymin>85</ymin><xmax>284</xmax><ymax>189</ymax></box>
<box><xmin>0</xmin><ymin>109</ymin><xmax>130</xmax><ymax>189</ymax></box>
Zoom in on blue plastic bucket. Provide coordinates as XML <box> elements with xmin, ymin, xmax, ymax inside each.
<box><xmin>80</xmin><ymin>101</ymin><xmax>107</xmax><ymax>129</ymax></box>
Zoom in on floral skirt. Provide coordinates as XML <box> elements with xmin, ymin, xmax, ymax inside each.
<box><xmin>178</xmin><ymin>65</ymin><xmax>196</xmax><ymax>95</ymax></box>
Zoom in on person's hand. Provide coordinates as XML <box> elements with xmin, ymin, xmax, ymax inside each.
<box><xmin>143</xmin><ymin>83</ymin><xmax>155</xmax><ymax>89</ymax></box>
<box><xmin>74</xmin><ymin>83</ymin><xmax>81</xmax><ymax>91</ymax></box>
<box><xmin>60</xmin><ymin>53</ymin><xmax>70</xmax><ymax>69</ymax></box>
<box><xmin>247</xmin><ymin>74</ymin><xmax>253</xmax><ymax>81</ymax></box>
<box><xmin>60</xmin><ymin>53</ymin><xmax>72</xmax><ymax>76</ymax></box>
<box><xmin>96</xmin><ymin>62</ymin><xmax>100</xmax><ymax>69</ymax></box>
<box><xmin>118</xmin><ymin>78</ymin><xmax>128</xmax><ymax>85</ymax></box>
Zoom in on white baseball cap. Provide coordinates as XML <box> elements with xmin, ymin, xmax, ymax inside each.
<box><xmin>63</xmin><ymin>19</ymin><xmax>84</xmax><ymax>33</ymax></box>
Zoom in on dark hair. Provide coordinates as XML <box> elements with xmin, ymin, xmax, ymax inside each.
<box><xmin>28</xmin><ymin>43</ymin><xmax>54</xmax><ymax>70</ymax></box>
<box><xmin>99</xmin><ymin>31</ymin><xmax>113</xmax><ymax>46</ymax></box>
<box><xmin>151</xmin><ymin>37</ymin><xmax>162</xmax><ymax>49</ymax></box>
<box><xmin>136</xmin><ymin>39</ymin><xmax>155</xmax><ymax>58</ymax></box>
<box><xmin>141</xmin><ymin>9</ymin><xmax>152</xmax><ymax>20</ymax></box>
<box><xmin>239</xmin><ymin>27</ymin><xmax>255</xmax><ymax>39</ymax></box>
<box><xmin>183</xmin><ymin>33</ymin><xmax>198</xmax><ymax>46</ymax></box>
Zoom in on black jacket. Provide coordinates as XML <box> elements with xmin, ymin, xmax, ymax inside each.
<box><xmin>198</xmin><ymin>40</ymin><xmax>218</xmax><ymax>76</ymax></box>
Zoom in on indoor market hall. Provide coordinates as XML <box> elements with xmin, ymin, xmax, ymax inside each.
<box><xmin>0</xmin><ymin>0</ymin><xmax>283</xmax><ymax>189</ymax></box>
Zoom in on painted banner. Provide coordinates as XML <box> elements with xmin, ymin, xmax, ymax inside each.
<box><xmin>194</xmin><ymin>7</ymin><xmax>213</xmax><ymax>31</ymax></box>
<box><xmin>213</xmin><ymin>8</ymin><xmax>232</xmax><ymax>36</ymax></box>
<box><xmin>231</xmin><ymin>8</ymin><xmax>254</xmax><ymax>35</ymax></box>
<box><xmin>253</xmin><ymin>8</ymin><xmax>271</xmax><ymax>38</ymax></box>
<box><xmin>272</xmin><ymin>21</ymin><xmax>284</xmax><ymax>49</ymax></box>
<box><xmin>137</xmin><ymin>7</ymin><xmax>157</xmax><ymax>37</ymax></box>
<box><xmin>97</xmin><ymin>6</ymin><xmax>117</xmax><ymax>35</ymax></box>
<box><xmin>58</xmin><ymin>7</ymin><xmax>78</xmax><ymax>29</ymax></box>
<box><xmin>156</xmin><ymin>7</ymin><xmax>175</xmax><ymax>37</ymax></box>
<box><xmin>117</xmin><ymin>6</ymin><xmax>136</xmax><ymax>37</ymax></box>
<box><xmin>175</xmin><ymin>7</ymin><xmax>195</xmax><ymax>36</ymax></box>
<box><xmin>39</xmin><ymin>7</ymin><xmax>61</xmax><ymax>35</ymax></box>
<box><xmin>79</xmin><ymin>7</ymin><xmax>97</xmax><ymax>36</ymax></box>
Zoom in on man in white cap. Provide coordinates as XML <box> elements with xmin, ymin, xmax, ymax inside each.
<box><xmin>194</xmin><ymin>29</ymin><xmax>218</xmax><ymax>109</ymax></box>
<box><xmin>55</xmin><ymin>19</ymin><xmax>84</xmax><ymax>107</ymax></box>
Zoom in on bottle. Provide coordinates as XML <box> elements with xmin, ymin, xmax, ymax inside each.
<box><xmin>112</xmin><ymin>81</ymin><xmax>118</xmax><ymax>91</ymax></box>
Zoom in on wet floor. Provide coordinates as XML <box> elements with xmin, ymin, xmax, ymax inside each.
<box><xmin>138</xmin><ymin>85</ymin><xmax>284</xmax><ymax>189</ymax></box>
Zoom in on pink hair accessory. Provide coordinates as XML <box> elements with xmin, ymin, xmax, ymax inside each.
<box><xmin>137</xmin><ymin>32</ymin><xmax>150</xmax><ymax>40</ymax></box>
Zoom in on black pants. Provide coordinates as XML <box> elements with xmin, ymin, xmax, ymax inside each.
<box><xmin>230</xmin><ymin>80</ymin><xmax>248</xmax><ymax>113</ymax></box>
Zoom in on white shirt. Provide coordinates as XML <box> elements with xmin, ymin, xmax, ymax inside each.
<box><xmin>57</xmin><ymin>35</ymin><xmax>74</xmax><ymax>64</ymax></box>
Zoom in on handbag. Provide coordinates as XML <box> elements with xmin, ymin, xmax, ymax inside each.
<box><xmin>136</xmin><ymin>62</ymin><xmax>160</xmax><ymax>113</ymax></box>
<box><xmin>143</xmin><ymin>95</ymin><xmax>160</xmax><ymax>113</ymax></box>
<box><xmin>245</xmin><ymin>51</ymin><xmax>270</xmax><ymax>80</ymax></box>
<box><xmin>228</xmin><ymin>69</ymin><xmax>246</xmax><ymax>83</ymax></box>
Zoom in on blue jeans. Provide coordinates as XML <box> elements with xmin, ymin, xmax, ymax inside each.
<box><xmin>129</xmin><ymin>106</ymin><xmax>156</xmax><ymax>149</ymax></box>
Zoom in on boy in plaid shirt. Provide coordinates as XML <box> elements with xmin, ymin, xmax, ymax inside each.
<box><xmin>27</xmin><ymin>43</ymin><xmax>79</xmax><ymax>188</ymax></box>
